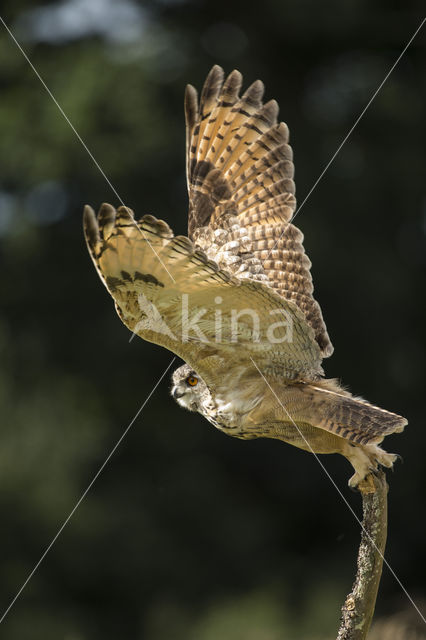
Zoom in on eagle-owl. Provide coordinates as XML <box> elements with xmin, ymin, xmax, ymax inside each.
<box><xmin>84</xmin><ymin>65</ymin><xmax>406</xmax><ymax>487</ymax></box>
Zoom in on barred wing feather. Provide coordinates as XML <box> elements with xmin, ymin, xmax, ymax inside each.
<box><xmin>185</xmin><ymin>65</ymin><xmax>333</xmax><ymax>357</ymax></box>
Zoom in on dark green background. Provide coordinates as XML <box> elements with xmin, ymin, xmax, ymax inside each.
<box><xmin>0</xmin><ymin>1</ymin><xmax>425</xmax><ymax>638</ymax></box>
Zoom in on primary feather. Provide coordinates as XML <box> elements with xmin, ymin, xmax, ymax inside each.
<box><xmin>185</xmin><ymin>65</ymin><xmax>332</xmax><ymax>356</ymax></box>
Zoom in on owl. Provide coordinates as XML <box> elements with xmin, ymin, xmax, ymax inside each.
<box><xmin>84</xmin><ymin>65</ymin><xmax>406</xmax><ymax>487</ymax></box>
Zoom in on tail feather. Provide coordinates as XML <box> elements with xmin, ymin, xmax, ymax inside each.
<box><xmin>305</xmin><ymin>379</ymin><xmax>407</xmax><ymax>446</ymax></box>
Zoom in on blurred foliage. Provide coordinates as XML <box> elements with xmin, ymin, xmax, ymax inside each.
<box><xmin>0</xmin><ymin>0</ymin><xmax>425</xmax><ymax>638</ymax></box>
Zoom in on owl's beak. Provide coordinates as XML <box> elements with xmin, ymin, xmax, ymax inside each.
<box><xmin>172</xmin><ymin>387</ymin><xmax>185</xmax><ymax>399</ymax></box>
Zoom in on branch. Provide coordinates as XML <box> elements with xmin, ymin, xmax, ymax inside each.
<box><xmin>336</xmin><ymin>470</ymin><xmax>388</xmax><ymax>640</ymax></box>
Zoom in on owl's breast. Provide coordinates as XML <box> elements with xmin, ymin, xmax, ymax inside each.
<box><xmin>203</xmin><ymin>409</ymin><xmax>258</xmax><ymax>439</ymax></box>
<box><xmin>200</xmin><ymin>384</ymin><xmax>265</xmax><ymax>439</ymax></box>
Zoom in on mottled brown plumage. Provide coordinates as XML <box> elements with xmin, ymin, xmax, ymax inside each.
<box><xmin>84</xmin><ymin>66</ymin><xmax>407</xmax><ymax>487</ymax></box>
<box><xmin>185</xmin><ymin>65</ymin><xmax>332</xmax><ymax>355</ymax></box>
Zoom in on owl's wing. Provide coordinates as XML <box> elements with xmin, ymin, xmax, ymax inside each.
<box><xmin>186</xmin><ymin>65</ymin><xmax>333</xmax><ymax>358</ymax></box>
<box><xmin>84</xmin><ymin>203</ymin><xmax>323</xmax><ymax>387</ymax></box>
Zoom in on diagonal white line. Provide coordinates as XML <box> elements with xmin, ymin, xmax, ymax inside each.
<box><xmin>0</xmin><ymin>15</ymin><xmax>176</xmax><ymax>284</ymax></box>
<box><xmin>266</xmin><ymin>15</ymin><xmax>426</xmax><ymax>259</ymax></box>
<box><xmin>292</xmin><ymin>15</ymin><xmax>426</xmax><ymax>223</ymax></box>
<box><xmin>249</xmin><ymin>356</ymin><xmax>426</xmax><ymax>626</ymax></box>
<box><xmin>0</xmin><ymin>357</ymin><xmax>176</xmax><ymax>626</ymax></box>
<box><xmin>0</xmin><ymin>16</ymin><xmax>123</xmax><ymax>204</ymax></box>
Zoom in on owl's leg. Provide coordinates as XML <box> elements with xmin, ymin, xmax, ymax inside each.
<box><xmin>345</xmin><ymin>442</ymin><xmax>398</xmax><ymax>488</ymax></box>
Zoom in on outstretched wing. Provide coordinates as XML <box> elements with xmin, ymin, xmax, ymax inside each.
<box><xmin>185</xmin><ymin>65</ymin><xmax>333</xmax><ymax>357</ymax></box>
<box><xmin>84</xmin><ymin>203</ymin><xmax>324</xmax><ymax>386</ymax></box>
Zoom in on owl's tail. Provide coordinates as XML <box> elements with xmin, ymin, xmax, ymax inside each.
<box><xmin>295</xmin><ymin>379</ymin><xmax>407</xmax><ymax>487</ymax></box>
<box><xmin>305</xmin><ymin>378</ymin><xmax>407</xmax><ymax>447</ymax></box>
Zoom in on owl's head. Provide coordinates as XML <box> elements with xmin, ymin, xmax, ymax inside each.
<box><xmin>171</xmin><ymin>364</ymin><xmax>210</xmax><ymax>413</ymax></box>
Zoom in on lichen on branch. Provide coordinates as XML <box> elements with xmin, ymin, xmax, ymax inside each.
<box><xmin>336</xmin><ymin>471</ymin><xmax>388</xmax><ymax>640</ymax></box>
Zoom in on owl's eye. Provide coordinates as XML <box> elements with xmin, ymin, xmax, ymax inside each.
<box><xmin>186</xmin><ymin>375</ymin><xmax>198</xmax><ymax>387</ymax></box>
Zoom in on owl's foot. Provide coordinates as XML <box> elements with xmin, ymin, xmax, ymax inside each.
<box><xmin>346</xmin><ymin>443</ymin><xmax>399</xmax><ymax>489</ymax></box>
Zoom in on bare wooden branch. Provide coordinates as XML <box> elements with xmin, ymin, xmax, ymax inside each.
<box><xmin>336</xmin><ymin>470</ymin><xmax>388</xmax><ymax>640</ymax></box>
